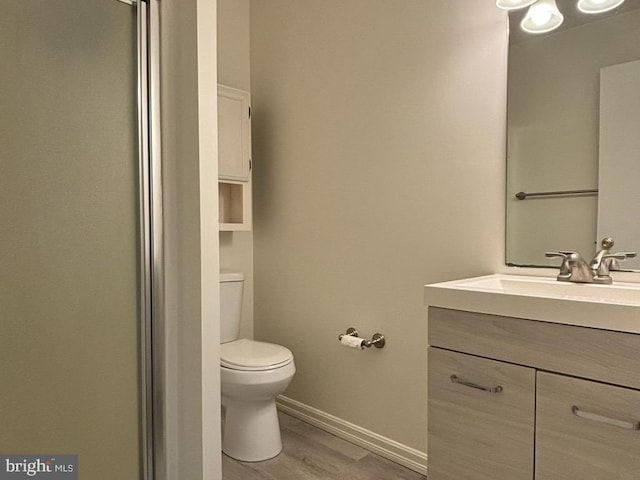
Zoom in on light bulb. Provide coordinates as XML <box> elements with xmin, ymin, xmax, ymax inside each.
<box><xmin>521</xmin><ymin>0</ymin><xmax>564</xmax><ymax>34</ymax></box>
<box><xmin>531</xmin><ymin>9</ymin><xmax>553</xmax><ymax>25</ymax></box>
<box><xmin>577</xmin><ymin>0</ymin><xmax>625</xmax><ymax>14</ymax></box>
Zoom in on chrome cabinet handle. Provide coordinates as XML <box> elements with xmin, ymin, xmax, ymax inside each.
<box><xmin>450</xmin><ymin>375</ymin><xmax>503</xmax><ymax>394</ymax></box>
<box><xmin>572</xmin><ymin>406</ymin><xmax>640</xmax><ymax>431</ymax></box>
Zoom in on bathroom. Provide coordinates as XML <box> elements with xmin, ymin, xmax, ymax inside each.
<box><xmin>2</xmin><ymin>0</ymin><xmax>639</xmax><ymax>478</ymax></box>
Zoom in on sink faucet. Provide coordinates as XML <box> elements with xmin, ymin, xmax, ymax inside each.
<box><xmin>546</xmin><ymin>238</ymin><xmax>637</xmax><ymax>284</ymax></box>
<box><xmin>589</xmin><ymin>237</ymin><xmax>637</xmax><ymax>284</ymax></box>
<box><xmin>545</xmin><ymin>251</ymin><xmax>593</xmax><ymax>283</ymax></box>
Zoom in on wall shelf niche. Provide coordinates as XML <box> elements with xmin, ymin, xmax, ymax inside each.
<box><xmin>219</xmin><ymin>180</ymin><xmax>252</xmax><ymax>231</ymax></box>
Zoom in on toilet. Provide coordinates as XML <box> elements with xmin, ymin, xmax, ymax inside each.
<box><xmin>220</xmin><ymin>271</ymin><xmax>295</xmax><ymax>462</ymax></box>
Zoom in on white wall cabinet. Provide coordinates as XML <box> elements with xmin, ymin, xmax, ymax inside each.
<box><xmin>218</xmin><ymin>84</ymin><xmax>251</xmax><ymax>231</ymax></box>
<box><xmin>427</xmin><ymin>307</ymin><xmax>640</xmax><ymax>480</ymax></box>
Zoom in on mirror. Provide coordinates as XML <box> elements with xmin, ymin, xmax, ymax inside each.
<box><xmin>505</xmin><ymin>0</ymin><xmax>640</xmax><ymax>270</ymax></box>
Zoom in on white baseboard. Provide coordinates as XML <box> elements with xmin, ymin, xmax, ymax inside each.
<box><xmin>276</xmin><ymin>395</ymin><xmax>428</xmax><ymax>476</ymax></box>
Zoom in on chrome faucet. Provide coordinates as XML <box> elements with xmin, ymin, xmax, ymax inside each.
<box><xmin>546</xmin><ymin>238</ymin><xmax>637</xmax><ymax>284</ymax></box>
<box><xmin>545</xmin><ymin>251</ymin><xmax>593</xmax><ymax>283</ymax></box>
<box><xmin>589</xmin><ymin>237</ymin><xmax>637</xmax><ymax>284</ymax></box>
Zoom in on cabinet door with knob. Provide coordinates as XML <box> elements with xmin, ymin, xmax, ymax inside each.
<box><xmin>218</xmin><ymin>84</ymin><xmax>251</xmax><ymax>182</ymax></box>
<box><xmin>428</xmin><ymin>347</ymin><xmax>535</xmax><ymax>480</ymax></box>
<box><xmin>536</xmin><ymin>372</ymin><xmax>640</xmax><ymax>480</ymax></box>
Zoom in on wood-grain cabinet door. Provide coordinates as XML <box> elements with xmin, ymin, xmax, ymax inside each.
<box><xmin>428</xmin><ymin>347</ymin><xmax>535</xmax><ymax>480</ymax></box>
<box><xmin>536</xmin><ymin>372</ymin><xmax>640</xmax><ymax>480</ymax></box>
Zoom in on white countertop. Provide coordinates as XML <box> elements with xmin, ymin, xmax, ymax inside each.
<box><xmin>424</xmin><ymin>274</ymin><xmax>640</xmax><ymax>334</ymax></box>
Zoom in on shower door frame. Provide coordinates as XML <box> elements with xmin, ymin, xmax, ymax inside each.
<box><xmin>137</xmin><ymin>1</ymin><xmax>163</xmax><ymax>479</ymax></box>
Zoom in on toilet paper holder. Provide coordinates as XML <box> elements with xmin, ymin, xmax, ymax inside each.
<box><xmin>338</xmin><ymin>327</ymin><xmax>386</xmax><ymax>349</ymax></box>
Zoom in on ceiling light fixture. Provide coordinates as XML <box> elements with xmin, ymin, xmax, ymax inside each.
<box><xmin>496</xmin><ymin>0</ymin><xmax>538</xmax><ymax>10</ymax></box>
<box><xmin>521</xmin><ymin>0</ymin><xmax>564</xmax><ymax>34</ymax></box>
<box><xmin>577</xmin><ymin>0</ymin><xmax>625</xmax><ymax>14</ymax></box>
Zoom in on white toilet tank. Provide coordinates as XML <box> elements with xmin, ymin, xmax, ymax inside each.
<box><xmin>220</xmin><ymin>271</ymin><xmax>244</xmax><ymax>343</ymax></box>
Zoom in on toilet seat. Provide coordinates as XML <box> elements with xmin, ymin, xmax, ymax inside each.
<box><xmin>221</xmin><ymin>338</ymin><xmax>293</xmax><ymax>371</ymax></box>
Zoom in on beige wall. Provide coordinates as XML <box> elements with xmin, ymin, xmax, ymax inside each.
<box><xmin>218</xmin><ymin>0</ymin><xmax>254</xmax><ymax>340</ymax></box>
<box><xmin>250</xmin><ymin>0</ymin><xmax>507</xmax><ymax>452</ymax></box>
<box><xmin>160</xmin><ymin>0</ymin><xmax>221</xmax><ymax>478</ymax></box>
<box><xmin>218</xmin><ymin>0</ymin><xmax>250</xmax><ymax>92</ymax></box>
<box><xmin>506</xmin><ymin>10</ymin><xmax>640</xmax><ymax>266</ymax></box>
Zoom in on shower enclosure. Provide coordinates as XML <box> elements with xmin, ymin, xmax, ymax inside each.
<box><xmin>0</xmin><ymin>0</ymin><xmax>159</xmax><ymax>478</ymax></box>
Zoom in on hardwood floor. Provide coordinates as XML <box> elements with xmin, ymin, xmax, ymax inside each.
<box><xmin>222</xmin><ymin>412</ymin><xmax>428</xmax><ymax>480</ymax></box>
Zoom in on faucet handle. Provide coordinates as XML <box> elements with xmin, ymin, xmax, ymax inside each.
<box><xmin>559</xmin><ymin>250</ymin><xmax>582</xmax><ymax>257</ymax></box>
<box><xmin>545</xmin><ymin>251</ymin><xmax>573</xmax><ymax>275</ymax></box>
<box><xmin>604</xmin><ymin>251</ymin><xmax>637</xmax><ymax>271</ymax></box>
<box><xmin>602</xmin><ymin>253</ymin><xmax>628</xmax><ymax>261</ymax></box>
<box><xmin>595</xmin><ymin>251</ymin><xmax>637</xmax><ymax>279</ymax></box>
<box><xmin>545</xmin><ymin>251</ymin><xmax>577</xmax><ymax>258</ymax></box>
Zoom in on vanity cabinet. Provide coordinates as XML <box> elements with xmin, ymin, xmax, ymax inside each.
<box><xmin>428</xmin><ymin>307</ymin><xmax>640</xmax><ymax>480</ymax></box>
<box><xmin>428</xmin><ymin>348</ymin><xmax>535</xmax><ymax>480</ymax></box>
<box><xmin>218</xmin><ymin>84</ymin><xmax>252</xmax><ymax>231</ymax></box>
<box><xmin>536</xmin><ymin>372</ymin><xmax>640</xmax><ymax>480</ymax></box>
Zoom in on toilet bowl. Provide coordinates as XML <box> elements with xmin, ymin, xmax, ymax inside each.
<box><xmin>221</xmin><ymin>363</ymin><xmax>296</xmax><ymax>461</ymax></box>
<box><xmin>220</xmin><ymin>272</ymin><xmax>296</xmax><ymax>461</ymax></box>
<box><xmin>220</xmin><ymin>339</ymin><xmax>296</xmax><ymax>462</ymax></box>
<box><xmin>220</xmin><ymin>338</ymin><xmax>295</xmax><ymax>461</ymax></box>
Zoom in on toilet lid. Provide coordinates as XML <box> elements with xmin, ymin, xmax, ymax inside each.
<box><xmin>220</xmin><ymin>339</ymin><xmax>293</xmax><ymax>371</ymax></box>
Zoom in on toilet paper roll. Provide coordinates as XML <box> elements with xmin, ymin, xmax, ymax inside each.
<box><xmin>340</xmin><ymin>335</ymin><xmax>365</xmax><ymax>349</ymax></box>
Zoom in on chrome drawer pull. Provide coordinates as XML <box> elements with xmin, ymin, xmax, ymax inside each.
<box><xmin>572</xmin><ymin>406</ymin><xmax>640</xmax><ymax>431</ymax></box>
<box><xmin>450</xmin><ymin>375</ymin><xmax>503</xmax><ymax>393</ymax></box>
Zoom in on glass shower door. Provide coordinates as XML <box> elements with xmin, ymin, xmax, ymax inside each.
<box><xmin>0</xmin><ymin>0</ymin><xmax>150</xmax><ymax>478</ymax></box>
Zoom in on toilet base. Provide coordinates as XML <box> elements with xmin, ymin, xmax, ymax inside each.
<box><xmin>222</xmin><ymin>397</ymin><xmax>283</xmax><ymax>462</ymax></box>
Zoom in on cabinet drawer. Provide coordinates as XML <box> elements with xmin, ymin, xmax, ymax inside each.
<box><xmin>428</xmin><ymin>307</ymin><xmax>640</xmax><ymax>389</ymax></box>
<box><xmin>428</xmin><ymin>347</ymin><xmax>535</xmax><ymax>480</ymax></box>
<box><xmin>536</xmin><ymin>372</ymin><xmax>640</xmax><ymax>480</ymax></box>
